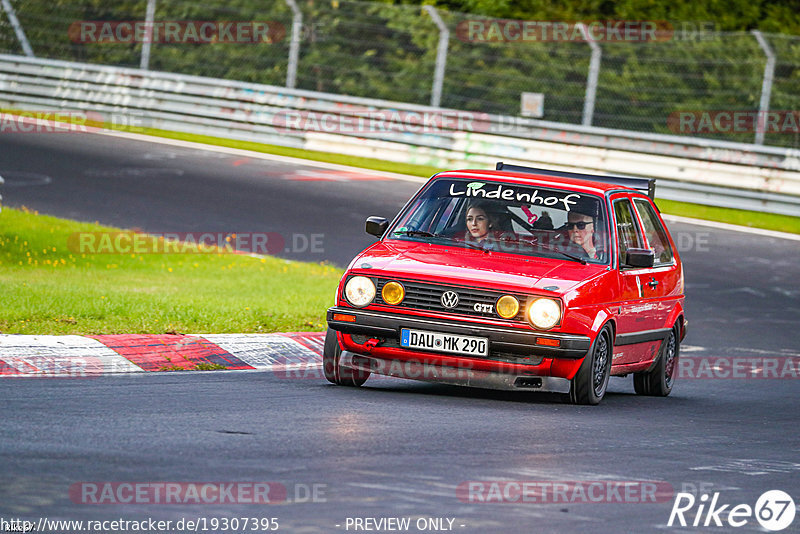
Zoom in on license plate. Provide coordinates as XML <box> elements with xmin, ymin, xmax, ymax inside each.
<box><xmin>400</xmin><ymin>328</ymin><xmax>488</xmax><ymax>357</ymax></box>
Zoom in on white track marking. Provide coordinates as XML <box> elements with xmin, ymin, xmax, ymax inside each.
<box><xmin>201</xmin><ymin>333</ymin><xmax>321</xmax><ymax>369</ymax></box>
<box><xmin>662</xmin><ymin>214</ymin><xmax>800</xmax><ymax>241</ymax></box>
<box><xmin>679</xmin><ymin>345</ymin><xmax>707</xmax><ymax>353</ymax></box>
<box><xmin>690</xmin><ymin>459</ymin><xmax>800</xmax><ymax>476</ymax></box>
<box><xmin>99</xmin><ymin>129</ymin><xmax>428</xmax><ymax>183</ymax></box>
<box><xmin>0</xmin><ymin>335</ymin><xmax>143</xmax><ymax>376</ymax></box>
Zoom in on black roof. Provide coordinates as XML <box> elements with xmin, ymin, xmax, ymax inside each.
<box><xmin>496</xmin><ymin>162</ymin><xmax>656</xmax><ymax>199</ymax></box>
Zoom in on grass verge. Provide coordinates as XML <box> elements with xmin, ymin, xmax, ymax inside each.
<box><xmin>0</xmin><ymin>207</ymin><xmax>342</xmax><ymax>335</ymax></box>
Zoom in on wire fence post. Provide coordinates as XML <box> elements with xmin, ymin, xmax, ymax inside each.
<box><xmin>577</xmin><ymin>23</ymin><xmax>601</xmax><ymax>127</ymax></box>
<box><xmin>423</xmin><ymin>5</ymin><xmax>449</xmax><ymax>108</ymax></box>
<box><xmin>284</xmin><ymin>0</ymin><xmax>302</xmax><ymax>89</ymax></box>
<box><xmin>1</xmin><ymin>0</ymin><xmax>34</xmax><ymax>57</ymax></box>
<box><xmin>751</xmin><ymin>30</ymin><xmax>775</xmax><ymax>146</ymax></box>
<box><xmin>139</xmin><ymin>0</ymin><xmax>156</xmax><ymax>70</ymax></box>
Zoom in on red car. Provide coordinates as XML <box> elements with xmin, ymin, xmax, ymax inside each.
<box><xmin>325</xmin><ymin>163</ymin><xmax>686</xmax><ymax>405</ymax></box>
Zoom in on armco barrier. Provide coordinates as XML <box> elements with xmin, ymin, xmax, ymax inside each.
<box><xmin>1</xmin><ymin>54</ymin><xmax>799</xmax><ymax>216</ymax></box>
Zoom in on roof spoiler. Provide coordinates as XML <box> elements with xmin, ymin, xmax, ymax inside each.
<box><xmin>495</xmin><ymin>162</ymin><xmax>656</xmax><ymax>199</ymax></box>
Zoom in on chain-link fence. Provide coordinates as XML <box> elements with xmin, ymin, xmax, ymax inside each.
<box><xmin>2</xmin><ymin>0</ymin><xmax>799</xmax><ymax>148</ymax></box>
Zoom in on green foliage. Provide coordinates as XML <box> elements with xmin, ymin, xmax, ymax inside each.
<box><xmin>1</xmin><ymin>0</ymin><xmax>799</xmax><ymax>147</ymax></box>
<box><xmin>422</xmin><ymin>0</ymin><xmax>800</xmax><ymax>31</ymax></box>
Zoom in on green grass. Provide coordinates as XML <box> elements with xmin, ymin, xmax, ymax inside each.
<box><xmin>0</xmin><ymin>207</ymin><xmax>343</xmax><ymax>335</ymax></box>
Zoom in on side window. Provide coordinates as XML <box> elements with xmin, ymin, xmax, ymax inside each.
<box><xmin>613</xmin><ymin>199</ymin><xmax>643</xmax><ymax>267</ymax></box>
<box><xmin>634</xmin><ymin>199</ymin><xmax>674</xmax><ymax>265</ymax></box>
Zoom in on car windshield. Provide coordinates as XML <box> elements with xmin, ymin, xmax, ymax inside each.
<box><xmin>387</xmin><ymin>177</ymin><xmax>610</xmax><ymax>264</ymax></box>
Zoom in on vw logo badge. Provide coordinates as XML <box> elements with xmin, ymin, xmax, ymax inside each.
<box><xmin>440</xmin><ymin>291</ymin><xmax>459</xmax><ymax>309</ymax></box>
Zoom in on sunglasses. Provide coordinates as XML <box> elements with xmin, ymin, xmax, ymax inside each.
<box><xmin>565</xmin><ymin>221</ymin><xmax>593</xmax><ymax>230</ymax></box>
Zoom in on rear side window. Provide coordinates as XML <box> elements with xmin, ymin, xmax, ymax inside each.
<box><xmin>613</xmin><ymin>199</ymin><xmax>643</xmax><ymax>267</ymax></box>
<box><xmin>634</xmin><ymin>199</ymin><xmax>674</xmax><ymax>265</ymax></box>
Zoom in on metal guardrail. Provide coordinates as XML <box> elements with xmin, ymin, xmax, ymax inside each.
<box><xmin>1</xmin><ymin>54</ymin><xmax>799</xmax><ymax>216</ymax></box>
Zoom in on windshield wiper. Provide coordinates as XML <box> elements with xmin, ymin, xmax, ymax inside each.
<box><xmin>447</xmin><ymin>237</ymin><xmax>491</xmax><ymax>253</ymax></box>
<box><xmin>394</xmin><ymin>230</ymin><xmax>491</xmax><ymax>253</ymax></box>
<box><xmin>394</xmin><ymin>230</ymin><xmax>438</xmax><ymax>238</ymax></box>
<box><xmin>535</xmin><ymin>243</ymin><xmax>587</xmax><ymax>265</ymax></box>
<box><xmin>500</xmin><ymin>237</ymin><xmax>587</xmax><ymax>265</ymax></box>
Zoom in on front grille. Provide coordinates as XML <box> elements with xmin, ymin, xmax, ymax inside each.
<box><xmin>372</xmin><ymin>278</ymin><xmax>529</xmax><ymax>322</ymax></box>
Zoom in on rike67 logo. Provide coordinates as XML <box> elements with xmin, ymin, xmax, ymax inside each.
<box><xmin>668</xmin><ymin>490</ymin><xmax>795</xmax><ymax>531</ymax></box>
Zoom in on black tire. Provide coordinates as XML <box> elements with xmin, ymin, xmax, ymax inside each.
<box><xmin>323</xmin><ymin>328</ymin><xmax>370</xmax><ymax>387</ymax></box>
<box><xmin>568</xmin><ymin>326</ymin><xmax>613</xmax><ymax>405</ymax></box>
<box><xmin>633</xmin><ymin>324</ymin><xmax>679</xmax><ymax>396</ymax></box>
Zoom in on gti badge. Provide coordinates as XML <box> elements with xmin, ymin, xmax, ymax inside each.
<box><xmin>441</xmin><ymin>291</ymin><xmax>459</xmax><ymax>309</ymax></box>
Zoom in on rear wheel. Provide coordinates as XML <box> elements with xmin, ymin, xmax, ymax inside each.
<box><xmin>323</xmin><ymin>328</ymin><xmax>370</xmax><ymax>387</ymax></box>
<box><xmin>568</xmin><ymin>326</ymin><xmax>612</xmax><ymax>405</ymax></box>
<box><xmin>633</xmin><ymin>324</ymin><xmax>679</xmax><ymax>396</ymax></box>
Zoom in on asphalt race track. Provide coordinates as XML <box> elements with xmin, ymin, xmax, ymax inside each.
<box><xmin>1</xmin><ymin>131</ymin><xmax>799</xmax><ymax>533</ymax></box>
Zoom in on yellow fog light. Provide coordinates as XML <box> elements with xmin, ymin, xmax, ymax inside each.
<box><xmin>381</xmin><ymin>281</ymin><xmax>405</xmax><ymax>305</ymax></box>
<box><xmin>496</xmin><ymin>295</ymin><xmax>520</xmax><ymax>319</ymax></box>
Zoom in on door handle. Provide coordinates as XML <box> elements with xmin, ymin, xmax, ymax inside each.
<box><xmin>647</xmin><ymin>278</ymin><xmax>659</xmax><ymax>289</ymax></box>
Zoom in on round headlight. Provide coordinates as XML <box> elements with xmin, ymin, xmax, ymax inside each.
<box><xmin>496</xmin><ymin>295</ymin><xmax>520</xmax><ymax>319</ymax></box>
<box><xmin>344</xmin><ymin>276</ymin><xmax>376</xmax><ymax>308</ymax></box>
<box><xmin>381</xmin><ymin>281</ymin><xmax>405</xmax><ymax>305</ymax></box>
<box><xmin>527</xmin><ymin>298</ymin><xmax>561</xmax><ymax>330</ymax></box>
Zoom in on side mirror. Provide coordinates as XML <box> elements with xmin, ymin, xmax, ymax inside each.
<box><xmin>365</xmin><ymin>216</ymin><xmax>389</xmax><ymax>238</ymax></box>
<box><xmin>624</xmin><ymin>248</ymin><xmax>655</xmax><ymax>268</ymax></box>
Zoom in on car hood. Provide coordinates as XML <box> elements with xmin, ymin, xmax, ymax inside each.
<box><xmin>350</xmin><ymin>240</ymin><xmax>606</xmax><ymax>294</ymax></box>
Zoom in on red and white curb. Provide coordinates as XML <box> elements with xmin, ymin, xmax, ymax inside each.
<box><xmin>0</xmin><ymin>333</ymin><xmax>324</xmax><ymax>377</ymax></box>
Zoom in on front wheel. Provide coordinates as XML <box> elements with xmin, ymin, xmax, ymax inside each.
<box><xmin>323</xmin><ymin>328</ymin><xmax>370</xmax><ymax>387</ymax></box>
<box><xmin>568</xmin><ymin>326</ymin><xmax>613</xmax><ymax>405</ymax></box>
<box><xmin>633</xmin><ymin>324</ymin><xmax>679</xmax><ymax>396</ymax></box>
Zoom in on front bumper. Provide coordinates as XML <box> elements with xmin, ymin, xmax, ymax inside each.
<box><xmin>341</xmin><ymin>351</ymin><xmax>571</xmax><ymax>393</ymax></box>
<box><xmin>327</xmin><ymin>306</ymin><xmax>591</xmax><ymax>359</ymax></box>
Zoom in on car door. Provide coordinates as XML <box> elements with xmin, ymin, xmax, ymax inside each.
<box><xmin>611</xmin><ymin>195</ymin><xmax>663</xmax><ymax>368</ymax></box>
<box><xmin>631</xmin><ymin>196</ymin><xmax>682</xmax><ymax>332</ymax></box>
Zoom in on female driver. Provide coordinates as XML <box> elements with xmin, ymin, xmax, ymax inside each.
<box><xmin>465</xmin><ymin>204</ymin><xmax>492</xmax><ymax>241</ymax></box>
